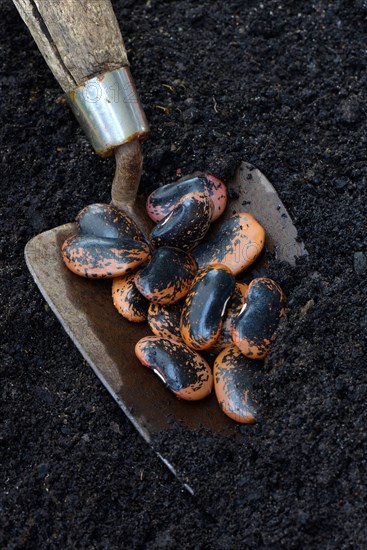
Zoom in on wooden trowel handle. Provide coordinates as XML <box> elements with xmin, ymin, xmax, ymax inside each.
<box><xmin>13</xmin><ymin>0</ymin><xmax>129</xmax><ymax>93</ymax></box>
<box><xmin>13</xmin><ymin>0</ymin><xmax>150</xmax><ymax>209</ymax></box>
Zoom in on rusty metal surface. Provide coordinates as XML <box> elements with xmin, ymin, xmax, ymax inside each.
<box><xmin>25</xmin><ymin>162</ymin><xmax>306</xmax><ymax>476</ymax></box>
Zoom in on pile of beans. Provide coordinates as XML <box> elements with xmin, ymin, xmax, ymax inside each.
<box><xmin>62</xmin><ymin>174</ymin><xmax>286</xmax><ymax>424</ymax></box>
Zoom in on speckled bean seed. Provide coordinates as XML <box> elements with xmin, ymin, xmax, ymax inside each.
<box><xmin>112</xmin><ymin>272</ymin><xmax>149</xmax><ymax>322</ymax></box>
<box><xmin>135</xmin><ymin>247</ymin><xmax>197</xmax><ymax>304</ymax></box>
<box><xmin>150</xmin><ymin>192</ymin><xmax>214</xmax><ymax>251</ymax></box>
<box><xmin>62</xmin><ymin>235</ymin><xmax>150</xmax><ymax>278</ymax></box>
<box><xmin>76</xmin><ymin>203</ymin><xmax>145</xmax><ymax>241</ymax></box>
<box><xmin>180</xmin><ymin>264</ymin><xmax>235</xmax><ymax>350</ymax></box>
<box><xmin>135</xmin><ymin>336</ymin><xmax>213</xmax><ymax>400</ymax></box>
<box><xmin>146</xmin><ymin>174</ymin><xmax>227</xmax><ymax>223</ymax></box>
<box><xmin>210</xmin><ymin>281</ymin><xmax>248</xmax><ymax>353</ymax></box>
<box><xmin>192</xmin><ymin>213</ymin><xmax>265</xmax><ymax>275</ymax></box>
<box><xmin>214</xmin><ymin>344</ymin><xmax>263</xmax><ymax>423</ymax></box>
<box><xmin>232</xmin><ymin>277</ymin><xmax>287</xmax><ymax>359</ymax></box>
<box><xmin>147</xmin><ymin>301</ymin><xmax>183</xmax><ymax>341</ymax></box>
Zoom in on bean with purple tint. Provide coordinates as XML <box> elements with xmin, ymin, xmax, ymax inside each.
<box><xmin>146</xmin><ymin>174</ymin><xmax>227</xmax><ymax>223</ymax></box>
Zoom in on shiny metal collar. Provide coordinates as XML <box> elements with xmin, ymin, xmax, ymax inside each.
<box><xmin>67</xmin><ymin>67</ymin><xmax>150</xmax><ymax>156</ymax></box>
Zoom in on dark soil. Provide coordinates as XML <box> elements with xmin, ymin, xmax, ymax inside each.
<box><xmin>1</xmin><ymin>0</ymin><xmax>367</xmax><ymax>548</ymax></box>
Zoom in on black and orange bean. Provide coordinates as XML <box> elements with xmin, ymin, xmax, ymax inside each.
<box><xmin>210</xmin><ymin>281</ymin><xmax>248</xmax><ymax>353</ymax></box>
<box><xmin>147</xmin><ymin>301</ymin><xmax>183</xmax><ymax>341</ymax></box>
<box><xmin>232</xmin><ymin>277</ymin><xmax>287</xmax><ymax>359</ymax></box>
<box><xmin>146</xmin><ymin>174</ymin><xmax>227</xmax><ymax>223</ymax></box>
<box><xmin>135</xmin><ymin>247</ymin><xmax>197</xmax><ymax>304</ymax></box>
<box><xmin>63</xmin><ymin>174</ymin><xmax>290</xmax><ymax>423</ymax></box>
<box><xmin>77</xmin><ymin>203</ymin><xmax>145</xmax><ymax>241</ymax></box>
<box><xmin>150</xmin><ymin>192</ymin><xmax>214</xmax><ymax>251</ymax></box>
<box><xmin>112</xmin><ymin>272</ymin><xmax>149</xmax><ymax>322</ymax></box>
<box><xmin>180</xmin><ymin>264</ymin><xmax>235</xmax><ymax>351</ymax></box>
<box><xmin>192</xmin><ymin>212</ymin><xmax>265</xmax><ymax>275</ymax></box>
<box><xmin>62</xmin><ymin>235</ymin><xmax>150</xmax><ymax>278</ymax></box>
<box><xmin>214</xmin><ymin>345</ymin><xmax>263</xmax><ymax>424</ymax></box>
<box><xmin>135</xmin><ymin>336</ymin><xmax>213</xmax><ymax>400</ymax></box>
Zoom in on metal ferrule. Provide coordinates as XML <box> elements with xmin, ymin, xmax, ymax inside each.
<box><xmin>67</xmin><ymin>67</ymin><xmax>150</xmax><ymax>157</ymax></box>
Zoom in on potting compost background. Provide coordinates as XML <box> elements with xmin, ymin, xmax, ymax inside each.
<box><xmin>1</xmin><ymin>0</ymin><xmax>366</xmax><ymax>547</ymax></box>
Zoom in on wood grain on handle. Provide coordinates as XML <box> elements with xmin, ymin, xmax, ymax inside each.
<box><xmin>13</xmin><ymin>0</ymin><xmax>129</xmax><ymax>93</ymax></box>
